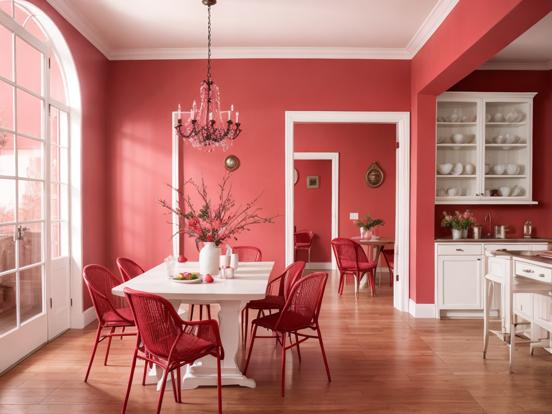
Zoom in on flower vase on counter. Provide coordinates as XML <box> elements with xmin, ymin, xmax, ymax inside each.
<box><xmin>441</xmin><ymin>210</ymin><xmax>476</xmax><ymax>240</ymax></box>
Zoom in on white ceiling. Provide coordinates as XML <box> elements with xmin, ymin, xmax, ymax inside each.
<box><xmin>45</xmin><ymin>0</ymin><xmax>459</xmax><ymax>60</ymax></box>
<box><xmin>482</xmin><ymin>12</ymin><xmax>552</xmax><ymax>70</ymax></box>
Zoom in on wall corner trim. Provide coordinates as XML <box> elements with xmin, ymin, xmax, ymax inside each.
<box><xmin>408</xmin><ymin>299</ymin><xmax>437</xmax><ymax>318</ymax></box>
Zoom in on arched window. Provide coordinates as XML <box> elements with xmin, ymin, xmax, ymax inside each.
<box><xmin>0</xmin><ymin>0</ymin><xmax>82</xmax><ymax>371</ymax></box>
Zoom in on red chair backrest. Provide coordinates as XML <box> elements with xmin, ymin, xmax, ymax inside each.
<box><xmin>265</xmin><ymin>261</ymin><xmax>305</xmax><ymax>298</ymax></box>
<box><xmin>276</xmin><ymin>271</ymin><xmax>328</xmax><ymax>331</ymax></box>
<box><xmin>83</xmin><ymin>264</ymin><xmax>130</xmax><ymax>324</ymax></box>
<box><xmin>232</xmin><ymin>246</ymin><xmax>262</xmax><ymax>262</ymax></box>
<box><xmin>331</xmin><ymin>237</ymin><xmax>369</xmax><ymax>272</ymax></box>
<box><xmin>294</xmin><ymin>231</ymin><xmax>314</xmax><ymax>246</ymax></box>
<box><xmin>124</xmin><ymin>288</ymin><xmax>184</xmax><ymax>359</ymax></box>
<box><xmin>116</xmin><ymin>257</ymin><xmax>145</xmax><ymax>282</ymax></box>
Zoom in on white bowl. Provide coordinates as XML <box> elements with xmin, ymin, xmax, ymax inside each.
<box><xmin>451</xmin><ymin>133</ymin><xmax>466</xmax><ymax>144</ymax></box>
<box><xmin>494</xmin><ymin>135</ymin><xmax>506</xmax><ymax>144</ymax></box>
<box><xmin>452</xmin><ymin>162</ymin><xmax>463</xmax><ymax>175</ymax></box>
<box><xmin>511</xmin><ymin>185</ymin><xmax>523</xmax><ymax>196</ymax></box>
<box><xmin>504</xmin><ymin>133</ymin><xmax>520</xmax><ymax>144</ymax></box>
<box><xmin>437</xmin><ymin>163</ymin><xmax>453</xmax><ymax>175</ymax></box>
<box><xmin>493</xmin><ymin>112</ymin><xmax>504</xmax><ymax>122</ymax></box>
<box><xmin>448</xmin><ymin>112</ymin><xmax>460</xmax><ymax>122</ymax></box>
<box><xmin>447</xmin><ymin>187</ymin><xmax>459</xmax><ymax>197</ymax></box>
<box><xmin>506</xmin><ymin>163</ymin><xmax>520</xmax><ymax>175</ymax></box>
<box><xmin>437</xmin><ymin>136</ymin><xmax>449</xmax><ymax>144</ymax></box>
<box><xmin>464</xmin><ymin>163</ymin><xmax>475</xmax><ymax>175</ymax></box>
<box><xmin>499</xmin><ymin>186</ymin><xmax>511</xmax><ymax>197</ymax></box>
<box><xmin>505</xmin><ymin>112</ymin><xmax>517</xmax><ymax>123</ymax></box>
<box><xmin>492</xmin><ymin>164</ymin><xmax>505</xmax><ymax>175</ymax></box>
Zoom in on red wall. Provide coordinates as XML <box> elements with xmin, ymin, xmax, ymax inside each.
<box><xmin>106</xmin><ymin>59</ymin><xmax>410</xmax><ymax>271</ymax></box>
<box><xmin>435</xmin><ymin>69</ymin><xmax>552</xmax><ymax>238</ymax></box>
<box><xmin>295</xmin><ymin>123</ymin><xmax>396</xmax><ymax>241</ymax></box>
<box><xmin>294</xmin><ymin>160</ymin><xmax>332</xmax><ymax>262</ymax></box>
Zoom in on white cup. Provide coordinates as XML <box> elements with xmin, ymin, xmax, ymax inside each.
<box><xmin>164</xmin><ymin>256</ymin><xmax>175</xmax><ymax>278</ymax></box>
<box><xmin>230</xmin><ymin>253</ymin><xmax>239</xmax><ymax>270</ymax></box>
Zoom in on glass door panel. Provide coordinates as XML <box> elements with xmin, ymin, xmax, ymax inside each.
<box><xmin>0</xmin><ymin>273</ymin><xmax>16</xmax><ymax>335</ymax></box>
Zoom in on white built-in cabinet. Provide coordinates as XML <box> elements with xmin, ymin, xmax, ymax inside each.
<box><xmin>436</xmin><ymin>92</ymin><xmax>537</xmax><ymax>205</ymax></box>
<box><xmin>435</xmin><ymin>241</ymin><xmax>549</xmax><ymax>318</ymax></box>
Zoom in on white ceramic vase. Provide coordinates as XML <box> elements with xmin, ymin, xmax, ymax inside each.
<box><xmin>360</xmin><ymin>228</ymin><xmax>372</xmax><ymax>240</ymax></box>
<box><xmin>452</xmin><ymin>229</ymin><xmax>463</xmax><ymax>240</ymax></box>
<box><xmin>199</xmin><ymin>242</ymin><xmax>220</xmax><ymax>275</ymax></box>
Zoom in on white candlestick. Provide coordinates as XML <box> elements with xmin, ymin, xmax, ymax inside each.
<box><xmin>235</xmin><ymin>112</ymin><xmax>239</xmax><ymax>123</ymax></box>
<box><xmin>209</xmin><ymin>112</ymin><xmax>213</xmax><ymax>121</ymax></box>
<box><xmin>177</xmin><ymin>104</ymin><xmax>182</xmax><ymax>120</ymax></box>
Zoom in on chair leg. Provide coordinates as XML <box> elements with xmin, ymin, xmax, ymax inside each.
<box><xmin>369</xmin><ymin>270</ymin><xmax>376</xmax><ymax>296</ymax></box>
<box><xmin>189</xmin><ymin>304</ymin><xmax>195</xmax><ymax>321</ymax></box>
<box><xmin>281</xmin><ymin>332</ymin><xmax>287</xmax><ymax>397</ymax></box>
<box><xmin>120</xmin><ymin>326</ymin><xmax>125</xmax><ymax>340</ymax></box>
<box><xmin>176</xmin><ymin>366</ymin><xmax>182</xmax><ymax>403</ymax></box>
<box><xmin>354</xmin><ymin>274</ymin><xmax>359</xmax><ymax>299</ymax></box>
<box><xmin>142</xmin><ymin>357</ymin><xmax>148</xmax><ymax>386</ymax></box>
<box><xmin>316</xmin><ymin>327</ymin><xmax>332</xmax><ymax>382</ymax></box>
<box><xmin>207</xmin><ymin>304</ymin><xmax>212</xmax><ymax>320</ymax></box>
<box><xmin>170</xmin><ymin>370</ymin><xmax>178</xmax><ymax>402</ymax></box>
<box><xmin>244</xmin><ymin>308</ymin><xmax>249</xmax><ymax>345</ymax></box>
<box><xmin>121</xmin><ymin>345</ymin><xmax>139</xmax><ymax>414</ymax></box>
<box><xmin>294</xmin><ymin>332</ymin><xmax>302</xmax><ymax>363</ymax></box>
<box><xmin>243</xmin><ymin>324</ymin><xmax>258</xmax><ymax>375</ymax></box>
<box><xmin>104</xmin><ymin>326</ymin><xmax>115</xmax><ymax>366</ymax></box>
<box><xmin>216</xmin><ymin>352</ymin><xmax>222</xmax><ymax>414</ymax></box>
<box><xmin>199</xmin><ymin>305</ymin><xmax>203</xmax><ymax>320</ymax></box>
<box><xmin>156</xmin><ymin>365</ymin><xmax>170</xmax><ymax>414</ymax></box>
<box><xmin>338</xmin><ymin>272</ymin><xmax>344</xmax><ymax>296</ymax></box>
<box><xmin>84</xmin><ymin>324</ymin><xmax>102</xmax><ymax>382</ymax></box>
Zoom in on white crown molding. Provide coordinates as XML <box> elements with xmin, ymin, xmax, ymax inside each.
<box><xmin>478</xmin><ymin>60</ymin><xmax>552</xmax><ymax>71</ymax></box>
<box><xmin>406</xmin><ymin>0</ymin><xmax>459</xmax><ymax>57</ymax></box>
<box><xmin>46</xmin><ymin>0</ymin><xmax>458</xmax><ymax>61</ymax></box>
<box><xmin>45</xmin><ymin>0</ymin><xmax>111</xmax><ymax>59</ymax></box>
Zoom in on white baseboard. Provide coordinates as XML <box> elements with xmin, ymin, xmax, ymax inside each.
<box><xmin>408</xmin><ymin>299</ymin><xmax>437</xmax><ymax>318</ymax></box>
<box><xmin>305</xmin><ymin>262</ymin><xmax>334</xmax><ymax>270</ymax></box>
<box><xmin>71</xmin><ymin>306</ymin><xmax>97</xmax><ymax>329</ymax></box>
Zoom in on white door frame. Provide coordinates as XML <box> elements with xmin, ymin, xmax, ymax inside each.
<box><xmin>285</xmin><ymin>111</ymin><xmax>410</xmax><ymax>312</ymax></box>
<box><xmin>293</xmin><ymin>152</ymin><xmax>339</xmax><ymax>269</ymax></box>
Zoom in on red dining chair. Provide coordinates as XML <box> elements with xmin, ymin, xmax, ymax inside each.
<box><xmin>232</xmin><ymin>246</ymin><xmax>262</xmax><ymax>262</ymax></box>
<box><xmin>241</xmin><ymin>261</ymin><xmax>305</xmax><ymax>345</ymax></box>
<box><xmin>82</xmin><ymin>264</ymin><xmax>136</xmax><ymax>382</ymax></box>
<box><xmin>382</xmin><ymin>248</ymin><xmax>394</xmax><ymax>287</ymax></box>
<box><xmin>122</xmin><ymin>288</ymin><xmax>224</xmax><ymax>414</ymax></box>
<box><xmin>331</xmin><ymin>237</ymin><xmax>377</xmax><ymax>297</ymax></box>
<box><xmin>294</xmin><ymin>231</ymin><xmax>314</xmax><ymax>262</ymax></box>
<box><xmin>116</xmin><ymin>257</ymin><xmax>145</xmax><ymax>282</ymax></box>
<box><xmin>244</xmin><ymin>272</ymin><xmax>331</xmax><ymax>397</ymax></box>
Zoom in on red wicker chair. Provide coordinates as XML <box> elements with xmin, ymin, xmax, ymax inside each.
<box><xmin>122</xmin><ymin>288</ymin><xmax>224</xmax><ymax>414</ymax></box>
<box><xmin>116</xmin><ymin>257</ymin><xmax>145</xmax><ymax>282</ymax></box>
<box><xmin>243</xmin><ymin>272</ymin><xmax>331</xmax><ymax>396</ymax></box>
<box><xmin>82</xmin><ymin>264</ymin><xmax>136</xmax><ymax>382</ymax></box>
<box><xmin>331</xmin><ymin>238</ymin><xmax>377</xmax><ymax>297</ymax></box>
<box><xmin>241</xmin><ymin>261</ymin><xmax>305</xmax><ymax>345</ymax></box>
<box><xmin>232</xmin><ymin>246</ymin><xmax>262</xmax><ymax>262</ymax></box>
<box><xmin>382</xmin><ymin>248</ymin><xmax>394</xmax><ymax>287</ymax></box>
<box><xmin>294</xmin><ymin>231</ymin><xmax>314</xmax><ymax>262</ymax></box>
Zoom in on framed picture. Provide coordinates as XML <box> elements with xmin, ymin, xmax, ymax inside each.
<box><xmin>365</xmin><ymin>162</ymin><xmax>384</xmax><ymax>188</ymax></box>
<box><xmin>306</xmin><ymin>176</ymin><xmax>319</xmax><ymax>189</ymax></box>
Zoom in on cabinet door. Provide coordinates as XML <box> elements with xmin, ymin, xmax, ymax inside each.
<box><xmin>437</xmin><ymin>255</ymin><xmax>482</xmax><ymax>309</ymax></box>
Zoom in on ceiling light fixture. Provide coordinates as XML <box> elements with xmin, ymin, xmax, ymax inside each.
<box><xmin>174</xmin><ymin>0</ymin><xmax>241</xmax><ymax>151</ymax></box>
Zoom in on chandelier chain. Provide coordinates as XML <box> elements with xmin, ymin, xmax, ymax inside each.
<box><xmin>207</xmin><ymin>4</ymin><xmax>212</xmax><ymax>84</ymax></box>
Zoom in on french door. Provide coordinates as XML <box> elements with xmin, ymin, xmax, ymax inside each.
<box><xmin>0</xmin><ymin>6</ymin><xmax>71</xmax><ymax>371</ymax></box>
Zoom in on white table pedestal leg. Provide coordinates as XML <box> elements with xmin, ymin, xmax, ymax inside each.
<box><xmin>182</xmin><ymin>300</ymin><xmax>256</xmax><ymax>389</ymax></box>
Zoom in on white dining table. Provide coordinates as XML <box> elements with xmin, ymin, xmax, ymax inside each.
<box><xmin>112</xmin><ymin>260</ymin><xmax>274</xmax><ymax>390</ymax></box>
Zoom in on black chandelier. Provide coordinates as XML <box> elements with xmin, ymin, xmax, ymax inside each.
<box><xmin>174</xmin><ymin>0</ymin><xmax>241</xmax><ymax>151</ymax></box>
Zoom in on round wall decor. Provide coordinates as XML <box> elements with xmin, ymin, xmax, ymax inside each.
<box><xmin>224</xmin><ymin>155</ymin><xmax>240</xmax><ymax>172</ymax></box>
<box><xmin>365</xmin><ymin>162</ymin><xmax>384</xmax><ymax>188</ymax></box>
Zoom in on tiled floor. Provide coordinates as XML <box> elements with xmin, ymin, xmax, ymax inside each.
<box><xmin>1</xmin><ymin>271</ymin><xmax>552</xmax><ymax>413</ymax></box>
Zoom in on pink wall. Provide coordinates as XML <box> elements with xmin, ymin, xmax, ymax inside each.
<box><xmin>26</xmin><ymin>0</ymin><xmax>110</xmax><ymax>308</ymax></box>
<box><xmin>295</xmin><ymin>123</ymin><xmax>396</xmax><ymax>242</ymax></box>
<box><xmin>435</xmin><ymin>69</ymin><xmax>552</xmax><ymax>238</ymax></box>
<box><xmin>294</xmin><ymin>160</ymin><xmax>332</xmax><ymax>262</ymax></box>
<box><xmin>106</xmin><ymin>59</ymin><xmax>410</xmax><ymax>271</ymax></box>
<box><xmin>409</xmin><ymin>0</ymin><xmax>552</xmax><ymax>303</ymax></box>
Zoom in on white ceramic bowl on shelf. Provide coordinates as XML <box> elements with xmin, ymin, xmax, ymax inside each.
<box><xmin>437</xmin><ymin>163</ymin><xmax>453</xmax><ymax>175</ymax></box>
<box><xmin>506</xmin><ymin>163</ymin><xmax>520</xmax><ymax>175</ymax></box>
<box><xmin>493</xmin><ymin>113</ymin><xmax>504</xmax><ymax>122</ymax></box>
<box><xmin>452</xmin><ymin>162</ymin><xmax>463</xmax><ymax>175</ymax></box>
<box><xmin>447</xmin><ymin>187</ymin><xmax>459</xmax><ymax>197</ymax></box>
<box><xmin>492</xmin><ymin>164</ymin><xmax>506</xmax><ymax>175</ymax></box>
<box><xmin>504</xmin><ymin>133</ymin><xmax>520</xmax><ymax>144</ymax></box>
<box><xmin>511</xmin><ymin>185</ymin><xmax>523</xmax><ymax>197</ymax></box>
<box><xmin>464</xmin><ymin>163</ymin><xmax>475</xmax><ymax>175</ymax></box>
<box><xmin>499</xmin><ymin>186</ymin><xmax>511</xmax><ymax>197</ymax></box>
<box><xmin>505</xmin><ymin>112</ymin><xmax>517</xmax><ymax>123</ymax></box>
<box><xmin>494</xmin><ymin>135</ymin><xmax>506</xmax><ymax>144</ymax></box>
<box><xmin>451</xmin><ymin>133</ymin><xmax>465</xmax><ymax>143</ymax></box>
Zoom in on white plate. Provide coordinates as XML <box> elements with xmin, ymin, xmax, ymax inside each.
<box><xmin>170</xmin><ymin>277</ymin><xmax>202</xmax><ymax>284</ymax></box>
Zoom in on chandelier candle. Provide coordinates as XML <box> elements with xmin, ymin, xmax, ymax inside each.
<box><xmin>174</xmin><ymin>0</ymin><xmax>241</xmax><ymax>151</ymax></box>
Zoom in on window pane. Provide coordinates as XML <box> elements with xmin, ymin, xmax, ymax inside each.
<box><xmin>0</xmin><ymin>225</ymin><xmax>15</xmax><ymax>273</ymax></box>
<box><xmin>50</xmin><ymin>55</ymin><xmax>66</xmax><ymax>104</ymax></box>
<box><xmin>49</xmin><ymin>106</ymin><xmax>59</xmax><ymax>146</ymax></box>
<box><xmin>15</xmin><ymin>36</ymin><xmax>42</xmax><ymax>94</ymax></box>
<box><xmin>0</xmin><ymin>24</ymin><xmax>13</xmax><ymax>81</ymax></box>
<box><xmin>0</xmin><ymin>273</ymin><xmax>16</xmax><ymax>335</ymax></box>
<box><xmin>18</xmin><ymin>180</ymin><xmax>42</xmax><ymax>222</ymax></box>
<box><xmin>0</xmin><ymin>132</ymin><xmax>15</xmax><ymax>176</ymax></box>
<box><xmin>16</xmin><ymin>88</ymin><xmax>42</xmax><ymax>138</ymax></box>
<box><xmin>23</xmin><ymin>17</ymin><xmax>47</xmax><ymax>43</ymax></box>
<box><xmin>19</xmin><ymin>222</ymin><xmax>42</xmax><ymax>267</ymax></box>
<box><xmin>0</xmin><ymin>80</ymin><xmax>14</xmax><ymax>131</ymax></box>
<box><xmin>0</xmin><ymin>0</ymin><xmax>13</xmax><ymax>17</ymax></box>
<box><xmin>51</xmin><ymin>221</ymin><xmax>67</xmax><ymax>258</ymax></box>
<box><xmin>59</xmin><ymin>110</ymin><xmax>68</xmax><ymax>147</ymax></box>
<box><xmin>17</xmin><ymin>136</ymin><xmax>42</xmax><ymax>179</ymax></box>
<box><xmin>0</xmin><ymin>178</ymin><xmax>15</xmax><ymax>223</ymax></box>
<box><xmin>50</xmin><ymin>144</ymin><xmax>59</xmax><ymax>180</ymax></box>
<box><xmin>51</xmin><ymin>184</ymin><xmax>69</xmax><ymax>221</ymax></box>
<box><xmin>13</xmin><ymin>4</ymin><xmax>31</xmax><ymax>30</ymax></box>
<box><xmin>20</xmin><ymin>265</ymin><xmax>43</xmax><ymax>323</ymax></box>
<box><xmin>60</xmin><ymin>147</ymin><xmax>68</xmax><ymax>183</ymax></box>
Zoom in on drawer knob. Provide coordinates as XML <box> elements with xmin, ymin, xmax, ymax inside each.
<box><xmin>523</xmin><ymin>268</ymin><xmax>534</xmax><ymax>273</ymax></box>
<box><xmin>539</xmin><ymin>274</ymin><xmax>545</xmax><ymax>278</ymax></box>
<box><xmin>455</xmin><ymin>248</ymin><xmax>464</xmax><ymax>252</ymax></box>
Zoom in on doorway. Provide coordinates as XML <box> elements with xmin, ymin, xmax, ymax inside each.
<box><xmin>285</xmin><ymin>111</ymin><xmax>410</xmax><ymax>312</ymax></box>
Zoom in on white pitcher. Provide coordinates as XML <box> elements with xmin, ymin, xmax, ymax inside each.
<box><xmin>199</xmin><ymin>242</ymin><xmax>220</xmax><ymax>275</ymax></box>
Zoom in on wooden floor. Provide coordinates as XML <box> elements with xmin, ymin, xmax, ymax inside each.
<box><xmin>1</xmin><ymin>271</ymin><xmax>552</xmax><ymax>413</ymax></box>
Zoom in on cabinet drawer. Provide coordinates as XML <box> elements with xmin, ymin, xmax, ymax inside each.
<box><xmin>514</xmin><ymin>261</ymin><xmax>552</xmax><ymax>283</ymax></box>
<box><xmin>437</xmin><ymin>244</ymin><xmax>482</xmax><ymax>256</ymax></box>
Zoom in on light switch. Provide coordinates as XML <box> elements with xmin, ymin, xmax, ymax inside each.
<box><xmin>350</xmin><ymin>212</ymin><xmax>359</xmax><ymax>220</ymax></box>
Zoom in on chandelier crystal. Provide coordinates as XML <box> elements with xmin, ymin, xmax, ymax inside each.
<box><xmin>175</xmin><ymin>0</ymin><xmax>241</xmax><ymax>151</ymax></box>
